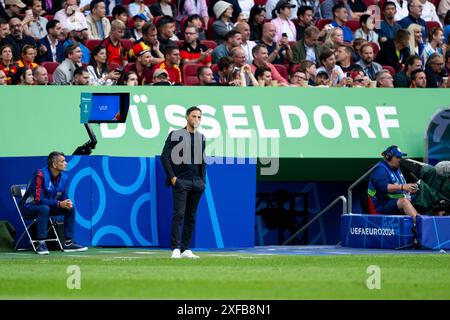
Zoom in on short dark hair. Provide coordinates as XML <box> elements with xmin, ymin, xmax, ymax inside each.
<box><xmin>297</xmin><ymin>5</ymin><xmax>313</xmax><ymax>18</ymax></box>
<box><xmin>90</xmin><ymin>0</ymin><xmax>105</xmax><ymax>12</ymax></box>
<box><xmin>73</xmin><ymin>66</ymin><xmax>88</xmax><ymax>77</ymax></box>
<box><xmin>404</xmin><ymin>54</ymin><xmax>422</xmax><ymax>71</ymax></box>
<box><xmin>225</xmin><ymin>30</ymin><xmax>241</xmax><ymax>41</ymax></box>
<box><xmin>64</xmin><ymin>43</ymin><xmax>80</xmax><ymax>58</ymax></box>
<box><xmin>410</xmin><ymin>68</ymin><xmax>425</xmax><ymax>81</ymax></box>
<box><xmin>142</xmin><ymin>23</ymin><xmax>157</xmax><ymax>35</ymax></box>
<box><xmin>187</xmin><ymin>14</ymin><xmax>202</xmax><ymax>24</ymax></box>
<box><xmin>255</xmin><ymin>66</ymin><xmax>271</xmax><ymax>79</ymax></box>
<box><xmin>319</xmin><ymin>49</ymin><xmax>334</xmax><ymax>64</ymax></box>
<box><xmin>47</xmin><ymin>151</ymin><xmax>65</xmax><ymax>167</ymax></box>
<box><xmin>164</xmin><ymin>44</ymin><xmax>179</xmax><ymax>56</ymax></box>
<box><xmin>186</xmin><ymin>106</ymin><xmax>202</xmax><ymax>116</ymax></box>
<box><xmin>46</xmin><ymin>19</ymin><xmax>60</xmax><ymax>34</ymax></box>
<box><xmin>383</xmin><ymin>1</ymin><xmax>397</xmax><ymax>11</ymax></box>
<box><xmin>332</xmin><ymin>4</ymin><xmax>345</xmax><ymax>18</ymax></box>
<box><xmin>359</xmin><ymin>14</ymin><xmax>371</xmax><ymax>26</ymax></box>
<box><xmin>112</xmin><ymin>5</ymin><xmax>128</xmax><ymax>18</ymax></box>
<box><xmin>218</xmin><ymin>56</ymin><xmax>233</xmax><ymax>71</ymax></box>
<box><xmin>0</xmin><ymin>18</ymin><xmax>7</xmax><ymax>25</ymax></box>
<box><xmin>445</xmin><ymin>50</ymin><xmax>450</xmax><ymax>61</ymax></box>
<box><xmin>252</xmin><ymin>43</ymin><xmax>266</xmax><ymax>57</ymax></box>
<box><xmin>157</xmin><ymin>15</ymin><xmax>175</xmax><ymax>30</ymax></box>
<box><xmin>394</xmin><ymin>29</ymin><xmax>410</xmax><ymax>42</ymax></box>
<box><xmin>197</xmin><ymin>66</ymin><xmax>210</xmax><ymax>78</ymax></box>
<box><xmin>338</xmin><ymin>44</ymin><xmax>354</xmax><ymax>55</ymax></box>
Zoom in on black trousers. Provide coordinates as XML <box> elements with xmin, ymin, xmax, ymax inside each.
<box><xmin>171</xmin><ymin>177</ymin><xmax>205</xmax><ymax>251</ymax></box>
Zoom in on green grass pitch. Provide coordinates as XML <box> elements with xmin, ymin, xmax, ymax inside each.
<box><xmin>1</xmin><ymin>248</ymin><xmax>449</xmax><ymax>300</ymax></box>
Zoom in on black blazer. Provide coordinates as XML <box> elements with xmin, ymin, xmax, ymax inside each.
<box><xmin>161</xmin><ymin>128</ymin><xmax>206</xmax><ymax>186</ymax></box>
<box><xmin>375</xmin><ymin>39</ymin><xmax>410</xmax><ymax>72</ymax></box>
<box><xmin>36</xmin><ymin>36</ymin><xmax>64</xmax><ymax>63</ymax></box>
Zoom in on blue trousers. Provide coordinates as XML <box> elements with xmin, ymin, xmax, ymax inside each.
<box><xmin>21</xmin><ymin>204</ymin><xmax>75</xmax><ymax>240</ymax></box>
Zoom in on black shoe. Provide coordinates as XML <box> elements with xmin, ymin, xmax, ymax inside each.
<box><xmin>63</xmin><ymin>241</ymin><xmax>88</xmax><ymax>252</ymax></box>
<box><xmin>36</xmin><ymin>241</ymin><xmax>49</xmax><ymax>255</ymax></box>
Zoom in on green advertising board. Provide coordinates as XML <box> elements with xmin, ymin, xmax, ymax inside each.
<box><xmin>1</xmin><ymin>87</ymin><xmax>449</xmax><ymax>160</ymax></box>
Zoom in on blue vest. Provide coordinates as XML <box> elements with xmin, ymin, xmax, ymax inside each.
<box><xmin>368</xmin><ymin>161</ymin><xmax>406</xmax><ymax>202</ymax></box>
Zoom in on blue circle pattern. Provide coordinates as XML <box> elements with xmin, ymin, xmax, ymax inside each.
<box><xmin>102</xmin><ymin>157</ymin><xmax>146</xmax><ymax>194</ymax></box>
<box><xmin>68</xmin><ymin>167</ymin><xmax>106</xmax><ymax>229</ymax></box>
<box><xmin>67</xmin><ymin>156</ymin><xmax>81</xmax><ymax>171</ymax></box>
<box><xmin>130</xmin><ymin>193</ymin><xmax>152</xmax><ymax>246</ymax></box>
<box><xmin>92</xmin><ymin>226</ymin><xmax>133</xmax><ymax>246</ymax></box>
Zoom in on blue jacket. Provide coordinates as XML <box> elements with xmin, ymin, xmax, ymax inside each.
<box><xmin>36</xmin><ymin>36</ymin><xmax>65</xmax><ymax>63</ymax></box>
<box><xmin>19</xmin><ymin>166</ymin><xmax>69</xmax><ymax>209</ymax></box>
<box><xmin>368</xmin><ymin>161</ymin><xmax>407</xmax><ymax>207</ymax></box>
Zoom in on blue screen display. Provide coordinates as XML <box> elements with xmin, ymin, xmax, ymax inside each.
<box><xmin>90</xmin><ymin>95</ymin><xmax>121</xmax><ymax>121</ymax></box>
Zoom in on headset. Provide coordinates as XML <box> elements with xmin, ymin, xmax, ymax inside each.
<box><xmin>382</xmin><ymin>145</ymin><xmax>397</xmax><ymax>161</ymax></box>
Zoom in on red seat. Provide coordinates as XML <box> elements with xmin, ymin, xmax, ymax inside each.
<box><xmin>41</xmin><ymin>61</ymin><xmax>59</xmax><ymax>83</ymax></box>
<box><xmin>144</xmin><ymin>0</ymin><xmax>158</xmax><ymax>5</ymax></box>
<box><xmin>107</xmin><ymin>16</ymin><xmax>113</xmax><ymax>23</ymax></box>
<box><xmin>426</xmin><ymin>21</ymin><xmax>441</xmax><ymax>32</ymax></box>
<box><xmin>121</xmin><ymin>39</ymin><xmax>134</xmax><ymax>51</ymax></box>
<box><xmin>382</xmin><ymin>65</ymin><xmax>396</xmax><ymax>76</ymax></box>
<box><xmin>315</xmin><ymin>19</ymin><xmax>332</xmax><ymax>30</ymax></box>
<box><xmin>363</xmin><ymin>0</ymin><xmax>377</xmax><ymax>7</ymax></box>
<box><xmin>45</xmin><ymin>15</ymin><xmax>54</xmax><ymax>21</ymax></box>
<box><xmin>345</xmin><ymin>20</ymin><xmax>360</xmax><ymax>32</ymax></box>
<box><xmin>367</xmin><ymin>196</ymin><xmax>379</xmax><ymax>214</ymax></box>
<box><xmin>153</xmin><ymin>16</ymin><xmax>163</xmax><ymax>27</ymax></box>
<box><xmin>122</xmin><ymin>0</ymin><xmax>131</xmax><ymax>4</ymax></box>
<box><xmin>176</xmin><ymin>40</ymin><xmax>185</xmax><ymax>48</ymax></box>
<box><xmin>85</xmin><ymin>39</ymin><xmax>102</xmax><ymax>52</ymax></box>
<box><xmin>290</xmin><ymin>64</ymin><xmax>301</xmax><ymax>74</ymax></box>
<box><xmin>254</xmin><ymin>0</ymin><xmax>267</xmax><ymax>4</ymax></box>
<box><xmin>182</xmin><ymin>63</ymin><xmax>202</xmax><ymax>85</ymax></box>
<box><xmin>273</xmin><ymin>64</ymin><xmax>289</xmax><ymax>82</ymax></box>
<box><xmin>206</xmin><ymin>18</ymin><xmax>216</xmax><ymax>40</ymax></box>
<box><xmin>211</xmin><ymin>64</ymin><xmax>218</xmax><ymax>74</ymax></box>
<box><xmin>200</xmin><ymin>40</ymin><xmax>217</xmax><ymax>50</ymax></box>
<box><xmin>368</xmin><ymin>41</ymin><xmax>380</xmax><ymax>58</ymax></box>
<box><xmin>126</xmin><ymin>16</ymin><xmax>135</xmax><ymax>30</ymax></box>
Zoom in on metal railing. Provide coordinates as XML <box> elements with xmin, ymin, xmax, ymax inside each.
<box><xmin>347</xmin><ymin>164</ymin><xmax>378</xmax><ymax>214</ymax></box>
<box><xmin>282</xmin><ymin>195</ymin><xmax>347</xmax><ymax>245</ymax></box>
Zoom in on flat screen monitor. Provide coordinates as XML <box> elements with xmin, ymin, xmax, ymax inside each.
<box><xmin>80</xmin><ymin>92</ymin><xmax>130</xmax><ymax>123</ymax></box>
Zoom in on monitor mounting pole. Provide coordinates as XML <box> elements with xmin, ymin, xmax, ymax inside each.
<box><xmin>72</xmin><ymin>123</ymin><xmax>98</xmax><ymax>155</ymax></box>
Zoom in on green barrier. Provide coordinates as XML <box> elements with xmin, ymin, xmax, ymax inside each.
<box><xmin>1</xmin><ymin>87</ymin><xmax>449</xmax><ymax>159</ymax></box>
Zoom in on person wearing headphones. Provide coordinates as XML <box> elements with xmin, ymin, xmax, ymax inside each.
<box><xmin>368</xmin><ymin>145</ymin><xmax>420</xmax><ymax>222</ymax></box>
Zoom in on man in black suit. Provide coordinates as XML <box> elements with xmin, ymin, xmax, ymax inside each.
<box><xmin>161</xmin><ymin>106</ymin><xmax>206</xmax><ymax>259</ymax></box>
<box><xmin>375</xmin><ymin>29</ymin><xmax>410</xmax><ymax>72</ymax></box>
<box><xmin>3</xmin><ymin>17</ymin><xmax>36</xmax><ymax>60</ymax></box>
<box><xmin>37</xmin><ymin>19</ymin><xmax>64</xmax><ymax>63</ymax></box>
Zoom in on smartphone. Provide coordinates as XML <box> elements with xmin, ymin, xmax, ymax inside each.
<box><xmin>115</xmin><ymin>67</ymin><xmax>124</xmax><ymax>74</ymax></box>
<box><xmin>26</xmin><ymin>9</ymin><xmax>32</xmax><ymax>16</ymax></box>
<box><xmin>282</xmin><ymin>33</ymin><xmax>288</xmax><ymax>38</ymax></box>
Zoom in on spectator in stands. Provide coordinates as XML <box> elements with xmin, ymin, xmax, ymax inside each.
<box><xmin>177</xmin><ymin>0</ymin><xmax>208</xmax><ymax>29</ymax></box>
<box><xmin>347</xmin><ymin>0</ymin><xmax>368</xmax><ymax>20</ymax></box>
<box><xmin>3</xmin><ymin>0</ymin><xmax>26</xmax><ymax>20</ymax></box>
<box><xmin>213</xmin><ymin>55</ymin><xmax>233</xmax><ymax>84</ymax></box>
<box><xmin>128</xmin><ymin>0</ymin><xmax>153</xmax><ymax>21</ymax></box>
<box><xmin>11</xmin><ymin>66</ymin><xmax>34</xmax><ymax>84</ymax></box>
<box><xmin>336</xmin><ymin>43</ymin><xmax>358</xmax><ymax>72</ymax></box>
<box><xmin>393</xmin><ymin>54</ymin><xmax>422</xmax><ymax>87</ymax></box>
<box><xmin>321</xmin><ymin>27</ymin><xmax>344</xmax><ymax>52</ymax></box>
<box><xmin>299</xmin><ymin>59</ymin><xmax>316</xmax><ymax>85</ymax></box>
<box><xmin>379</xmin><ymin>1</ymin><xmax>402</xmax><ymax>43</ymax></box>
<box><xmin>71</xmin><ymin>65</ymin><xmax>90</xmax><ymax>85</ymax></box>
<box><xmin>0</xmin><ymin>69</ymin><xmax>7</xmax><ymax>84</ymax></box>
<box><xmin>156</xmin><ymin>15</ymin><xmax>177</xmax><ymax>53</ymax></box>
<box><xmin>186</xmin><ymin>14</ymin><xmax>206</xmax><ymax>40</ymax></box>
<box><xmin>424</xmin><ymin>27</ymin><xmax>444</xmax><ymax>62</ymax></box>
<box><xmin>297</xmin><ymin>0</ymin><xmax>322</xmax><ymax>21</ymax></box>
<box><xmin>409</xmin><ymin>68</ymin><xmax>427</xmax><ymax>87</ymax></box>
<box><xmin>368</xmin><ymin>145</ymin><xmax>418</xmax><ymax>220</ymax></box>
<box><xmin>444</xmin><ymin>11</ymin><xmax>450</xmax><ymax>43</ymax></box>
<box><xmin>0</xmin><ymin>18</ymin><xmax>9</xmax><ymax>41</ymax></box>
<box><xmin>356</xmin><ymin>43</ymin><xmax>383</xmax><ymax>80</ymax></box>
<box><xmin>137</xmin><ymin>23</ymin><xmax>165</xmax><ymax>65</ymax></box>
<box><xmin>236</xmin><ymin>22</ymin><xmax>256</xmax><ymax>63</ymax></box>
<box><xmin>320</xmin><ymin>0</ymin><xmax>351</xmax><ymax>20</ymax></box>
<box><xmin>354</xmin><ymin>14</ymin><xmax>379</xmax><ymax>44</ymax></box>
<box><xmin>271</xmin><ymin>0</ymin><xmax>297</xmax><ymax>42</ymax></box>
<box><xmin>131</xmin><ymin>13</ymin><xmax>148</xmax><ymax>41</ymax></box>
<box><xmin>251</xmin><ymin>43</ymin><xmax>289</xmax><ymax>85</ymax></box>
<box><xmin>425</xmin><ymin>52</ymin><xmax>445</xmax><ymax>87</ymax></box>
<box><xmin>230</xmin><ymin>46</ymin><xmax>257</xmax><ymax>85</ymax></box>
<box><xmin>124</xmin><ymin>42</ymin><xmax>153</xmax><ymax>84</ymax></box>
<box><xmin>292</xmin><ymin>25</ymin><xmax>321</xmax><ymax>65</ymax></box>
<box><xmin>61</xmin><ymin>24</ymin><xmax>90</xmax><ymax>64</ymax></box>
<box><xmin>197</xmin><ymin>65</ymin><xmax>216</xmax><ymax>85</ymax></box>
<box><xmin>52</xmin><ymin>42</ymin><xmax>82</xmax><ymax>84</ymax></box>
<box><xmin>123</xmin><ymin>70</ymin><xmax>138</xmax><ymax>85</ymax></box>
<box><xmin>228</xmin><ymin>0</ymin><xmax>256</xmax><ymax>22</ymax></box>
<box><xmin>445</xmin><ymin>50</ymin><xmax>450</xmax><ymax>75</ymax></box>
<box><xmin>36</xmin><ymin>19</ymin><xmax>63</xmax><ymax>63</ymax></box>
<box><xmin>258</xmin><ymin>22</ymin><xmax>290</xmax><ymax>64</ymax></box>
<box><xmin>376</xmin><ymin>69</ymin><xmax>394</xmax><ymax>87</ymax></box>
<box><xmin>212</xmin><ymin>1</ymin><xmax>235</xmax><ymax>44</ymax></box>
<box><xmin>150</xmin><ymin>0</ymin><xmax>176</xmax><ymax>18</ymax></box>
<box><xmin>314</xmin><ymin>69</ymin><xmax>330</xmax><ymax>86</ymax></box>
<box><xmin>101</xmin><ymin>19</ymin><xmax>127</xmax><ymax>66</ymax></box>
<box><xmin>32</xmin><ymin>65</ymin><xmax>49</xmax><ymax>85</ymax></box>
<box><xmin>316</xmin><ymin>48</ymin><xmax>345</xmax><ymax>85</ymax></box>
<box><xmin>54</xmin><ymin>0</ymin><xmax>88</xmax><ymax>33</ymax></box>
<box><xmin>112</xmin><ymin>5</ymin><xmax>133</xmax><ymax>40</ymax></box>
<box><xmin>376</xmin><ymin>29</ymin><xmax>410</xmax><ymax>72</ymax></box>
<box><xmin>265</xmin><ymin>0</ymin><xmax>297</xmax><ymax>20</ymax></box>
<box><xmin>152</xmin><ymin>68</ymin><xmax>172</xmax><ymax>85</ymax></box>
<box><xmin>87</xmin><ymin>45</ymin><xmax>121</xmax><ymax>85</ymax></box>
<box><xmin>352</xmin><ymin>38</ymin><xmax>367</xmax><ymax>62</ymax></box>
<box><xmin>211</xmin><ymin>29</ymin><xmax>242</xmax><ymax>64</ymax></box>
<box><xmin>407</xmin><ymin>23</ymin><xmax>425</xmax><ymax>63</ymax></box>
<box><xmin>248</xmin><ymin>4</ymin><xmax>265</xmax><ymax>41</ymax></box>
<box><xmin>255</xmin><ymin>65</ymin><xmax>273</xmax><ymax>86</ymax></box>
<box><xmin>17</xmin><ymin>44</ymin><xmax>38</xmax><ymax>69</ymax></box>
<box><xmin>28</xmin><ymin>0</ymin><xmax>48</xmax><ymax>41</ymax></box>
<box><xmin>296</xmin><ymin>5</ymin><xmax>314</xmax><ymax>41</ymax></box>
<box><xmin>393</xmin><ymin>0</ymin><xmax>409</xmax><ymax>21</ymax></box>
<box><xmin>290</xmin><ymin>69</ymin><xmax>308</xmax><ymax>86</ymax></box>
<box><xmin>328</xmin><ymin>4</ymin><xmax>353</xmax><ymax>43</ymax></box>
<box><xmin>419</xmin><ymin>0</ymin><xmax>441</xmax><ymax>25</ymax></box>
<box><xmin>0</xmin><ymin>44</ymin><xmax>17</xmax><ymax>83</ymax></box>
<box><xmin>152</xmin><ymin>44</ymin><xmax>182</xmax><ymax>84</ymax></box>
<box><xmin>3</xmin><ymin>17</ymin><xmax>37</xmax><ymax>60</ymax></box>
<box><xmin>86</xmin><ymin>0</ymin><xmax>111</xmax><ymax>40</ymax></box>
<box><xmin>399</xmin><ymin>0</ymin><xmax>427</xmax><ymax>41</ymax></box>
<box><xmin>438</xmin><ymin>0</ymin><xmax>450</xmax><ymax>22</ymax></box>
<box><xmin>180</xmin><ymin>26</ymin><xmax>212</xmax><ymax>66</ymax></box>
<box><xmin>350</xmin><ymin>69</ymin><xmax>371</xmax><ymax>87</ymax></box>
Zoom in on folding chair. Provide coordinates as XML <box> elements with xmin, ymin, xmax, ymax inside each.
<box><xmin>11</xmin><ymin>184</ymin><xmax>64</xmax><ymax>253</ymax></box>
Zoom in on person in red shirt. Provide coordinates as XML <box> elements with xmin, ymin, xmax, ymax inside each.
<box><xmin>17</xmin><ymin>44</ymin><xmax>38</xmax><ymax>69</ymax></box>
<box><xmin>180</xmin><ymin>26</ymin><xmax>212</xmax><ymax>66</ymax></box>
<box><xmin>123</xmin><ymin>42</ymin><xmax>153</xmax><ymax>84</ymax></box>
<box><xmin>101</xmin><ymin>20</ymin><xmax>128</xmax><ymax>67</ymax></box>
<box><xmin>152</xmin><ymin>44</ymin><xmax>182</xmax><ymax>84</ymax></box>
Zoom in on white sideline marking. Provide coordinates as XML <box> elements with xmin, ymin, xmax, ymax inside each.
<box><xmin>133</xmin><ymin>251</ymin><xmax>156</xmax><ymax>255</ymax></box>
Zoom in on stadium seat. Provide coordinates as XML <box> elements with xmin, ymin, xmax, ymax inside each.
<box><xmin>273</xmin><ymin>64</ymin><xmax>289</xmax><ymax>82</ymax></box>
<box><xmin>144</xmin><ymin>0</ymin><xmax>158</xmax><ymax>5</ymax></box>
<box><xmin>153</xmin><ymin>16</ymin><xmax>163</xmax><ymax>27</ymax></box>
<box><xmin>363</xmin><ymin>0</ymin><xmax>377</xmax><ymax>7</ymax></box>
<box><xmin>201</xmin><ymin>40</ymin><xmax>217</xmax><ymax>50</ymax></box>
<box><xmin>41</xmin><ymin>61</ymin><xmax>59</xmax><ymax>83</ymax></box>
<box><xmin>211</xmin><ymin>64</ymin><xmax>218</xmax><ymax>74</ymax></box>
<box><xmin>11</xmin><ymin>184</ymin><xmax>64</xmax><ymax>253</ymax></box>
<box><xmin>290</xmin><ymin>64</ymin><xmax>301</xmax><ymax>74</ymax></box>
<box><xmin>368</xmin><ymin>41</ymin><xmax>380</xmax><ymax>57</ymax></box>
<box><xmin>206</xmin><ymin>18</ymin><xmax>216</xmax><ymax>40</ymax></box>
<box><xmin>176</xmin><ymin>40</ymin><xmax>184</xmax><ymax>48</ymax></box>
<box><xmin>316</xmin><ymin>19</ymin><xmax>332</xmax><ymax>30</ymax></box>
<box><xmin>107</xmin><ymin>16</ymin><xmax>113</xmax><ymax>23</ymax></box>
<box><xmin>121</xmin><ymin>39</ymin><xmax>134</xmax><ymax>51</ymax></box>
<box><xmin>45</xmin><ymin>15</ymin><xmax>53</xmax><ymax>21</ymax></box>
<box><xmin>126</xmin><ymin>16</ymin><xmax>135</xmax><ymax>30</ymax></box>
<box><xmin>122</xmin><ymin>0</ymin><xmax>131</xmax><ymax>4</ymax></box>
<box><xmin>382</xmin><ymin>65</ymin><xmax>396</xmax><ymax>76</ymax></box>
<box><xmin>345</xmin><ymin>20</ymin><xmax>360</xmax><ymax>32</ymax></box>
<box><xmin>85</xmin><ymin>39</ymin><xmax>102</xmax><ymax>52</ymax></box>
<box><xmin>426</xmin><ymin>21</ymin><xmax>441</xmax><ymax>32</ymax></box>
<box><xmin>182</xmin><ymin>63</ymin><xmax>202</xmax><ymax>85</ymax></box>
<box><xmin>254</xmin><ymin>0</ymin><xmax>267</xmax><ymax>5</ymax></box>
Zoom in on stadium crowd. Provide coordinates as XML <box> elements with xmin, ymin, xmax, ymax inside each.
<box><xmin>0</xmin><ymin>0</ymin><xmax>449</xmax><ymax>87</ymax></box>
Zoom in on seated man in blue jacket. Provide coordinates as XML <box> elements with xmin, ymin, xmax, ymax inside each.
<box><xmin>19</xmin><ymin>151</ymin><xmax>87</xmax><ymax>255</ymax></box>
<box><xmin>368</xmin><ymin>145</ymin><xmax>420</xmax><ymax>222</ymax></box>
